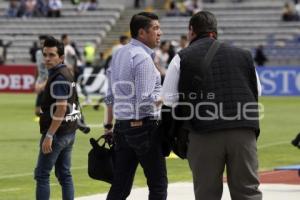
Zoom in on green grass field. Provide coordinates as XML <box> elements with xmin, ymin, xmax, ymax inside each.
<box><xmin>0</xmin><ymin>94</ymin><xmax>299</xmax><ymax>200</ymax></box>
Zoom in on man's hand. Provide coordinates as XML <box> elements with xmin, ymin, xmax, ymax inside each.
<box><xmin>155</xmin><ymin>97</ymin><xmax>163</xmax><ymax>107</ymax></box>
<box><xmin>42</xmin><ymin>137</ymin><xmax>53</xmax><ymax>154</ymax></box>
<box><xmin>104</xmin><ymin>128</ymin><xmax>113</xmax><ymax>136</ymax></box>
<box><xmin>35</xmin><ymin>82</ymin><xmax>46</xmax><ymax>94</ymax></box>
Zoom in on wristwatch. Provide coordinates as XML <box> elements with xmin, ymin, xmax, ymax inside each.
<box><xmin>45</xmin><ymin>132</ymin><xmax>54</xmax><ymax>139</ymax></box>
<box><xmin>104</xmin><ymin>123</ymin><xmax>113</xmax><ymax>130</ymax></box>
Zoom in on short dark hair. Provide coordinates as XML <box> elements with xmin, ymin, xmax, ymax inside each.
<box><xmin>189</xmin><ymin>11</ymin><xmax>218</xmax><ymax>36</ymax></box>
<box><xmin>119</xmin><ymin>35</ymin><xmax>129</xmax><ymax>43</ymax></box>
<box><xmin>160</xmin><ymin>40</ymin><xmax>168</xmax><ymax>48</ymax></box>
<box><xmin>39</xmin><ymin>35</ymin><xmax>48</xmax><ymax>41</ymax></box>
<box><xmin>61</xmin><ymin>34</ymin><xmax>68</xmax><ymax>41</ymax></box>
<box><xmin>181</xmin><ymin>35</ymin><xmax>188</xmax><ymax>40</ymax></box>
<box><xmin>43</xmin><ymin>36</ymin><xmax>64</xmax><ymax>56</ymax></box>
<box><xmin>130</xmin><ymin>12</ymin><xmax>159</xmax><ymax>39</ymax></box>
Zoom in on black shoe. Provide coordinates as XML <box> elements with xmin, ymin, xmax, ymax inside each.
<box><xmin>93</xmin><ymin>104</ymin><xmax>99</xmax><ymax>110</ymax></box>
<box><xmin>291</xmin><ymin>133</ymin><xmax>300</xmax><ymax>148</ymax></box>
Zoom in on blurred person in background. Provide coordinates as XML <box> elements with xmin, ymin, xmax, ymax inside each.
<box><xmin>36</xmin><ymin>0</ymin><xmax>49</xmax><ymax>17</ymax></box>
<box><xmin>24</xmin><ymin>0</ymin><xmax>38</xmax><ymax>17</ymax></box>
<box><xmin>176</xmin><ymin>34</ymin><xmax>189</xmax><ymax>52</ymax></box>
<box><xmin>282</xmin><ymin>2</ymin><xmax>298</xmax><ymax>21</ymax></box>
<box><xmin>71</xmin><ymin>0</ymin><xmax>81</xmax><ymax>5</ymax></box>
<box><xmin>18</xmin><ymin>0</ymin><xmax>42</xmax><ymax>18</ymax></box>
<box><xmin>0</xmin><ymin>39</ymin><xmax>12</xmax><ymax>65</ymax></box>
<box><xmin>34</xmin><ymin>35</ymin><xmax>48</xmax><ymax>118</ymax></box>
<box><xmin>134</xmin><ymin>0</ymin><xmax>142</xmax><ymax>8</ymax></box>
<box><xmin>295</xmin><ymin>1</ymin><xmax>300</xmax><ymax>18</ymax></box>
<box><xmin>111</xmin><ymin>35</ymin><xmax>129</xmax><ymax>55</ymax></box>
<box><xmin>61</xmin><ymin>34</ymin><xmax>91</xmax><ymax>105</ymax></box>
<box><xmin>92</xmin><ymin>51</ymin><xmax>108</xmax><ymax>111</ymax></box>
<box><xmin>184</xmin><ymin>0</ymin><xmax>203</xmax><ymax>16</ymax></box>
<box><xmin>5</xmin><ymin>0</ymin><xmax>21</xmax><ymax>18</ymax></box>
<box><xmin>30</xmin><ymin>41</ymin><xmax>39</xmax><ymax>63</ymax></box>
<box><xmin>155</xmin><ymin>40</ymin><xmax>171</xmax><ymax>70</ymax></box>
<box><xmin>83</xmin><ymin>42</ymin><xmax>96</xmax><ymax>67</ymax></box>
<box><xmin>61</xmin><ymin>34</ymin><xmax>77</xmax><ymax>75</ymax></box>
<box><xmin>166</xmin><ymin>1</ymin><xmax>181</xmax><ymax>17</ymax></box>
<box><xmin>77</xmin><ymin>0</ymin><xmax>98</xmax><ymax>13</ymax></box>
<box><xmin>254</xmin><ymin>45</ymin><xmax>268</xmax><ymax>67</ymax></box>
<box><xmin>154</xmin><ymin>40</ymin><xmax>170</xmax><ymax>83</ymax></box>
<box><xmin>167</xmin><ymin>41</ymin><xmax>176</xmax><ymax>64</ymax></box>
<box><xmin>48</xmin><ymin>0</ymin><xmax>62</xmax><ymax>17</ymax></box>
<box><xmin>93</xmin><ymin>51</ymin><xmax>106</xmax><ymax>68</ymax></box>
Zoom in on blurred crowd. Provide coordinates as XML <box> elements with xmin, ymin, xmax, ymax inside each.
<box><xmin>166</xmin><ymin>0</ymin><xmax>243</xmax><ymax>17</ymax></box>
<box><xmin>28</xmin><ymin>34</ymin><xmax>190</xmax><ymax>71</ymax></box>
<box><xmin>3</xmin><ymin>0</ymin><xmax>98</xmax><ymax>18</ymax></box>
<box><xmin>281</xmin><ymin>0</ymin><xmax>300</xmax><ymax>21</ymax></box>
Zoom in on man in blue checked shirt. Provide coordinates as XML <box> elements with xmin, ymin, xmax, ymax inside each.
<box><xmin>103</xmin><ymin>12</ymin><xmax>167</xmax><ymax>200</ymax></box>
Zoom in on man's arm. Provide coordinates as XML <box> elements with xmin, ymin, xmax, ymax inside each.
<box><xmin>104</xmin><ymin>67</ymin><xmax>114</xmax><ymax>134</ymax></box>
<box><xmin>246</xmin><ymin>51</ymin><xmax>262</xmax><ymax>97</ymax></box>
<box><xmin>35</xmin><ymin>50</ymin><xmax>48</xmax><ymax>93</ymax></box>
<box><xmin>104</xmin><ymin>105</ymin><xmax>114</xmax><ymax>135</ymax></box>
<box><xmin>255</xmin><ymin>70</ymin><xmax>262</xmax><ymax>96</ymax></box>
<box><xmin>42</xmin><ymin>75</ymin><xmax>70</xmax><ymax>154</ymax></box>
<box><xmin>42</xmin><ymin>99</ymin><xmax>67</xmax><ymax>154</ymax></box>
<box><xmin>161</xmin><ymin>54</ymin><xmax>181</xmax><ymax>106</ymax></box>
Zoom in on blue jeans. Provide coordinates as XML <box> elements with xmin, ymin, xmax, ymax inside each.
<box><xmin>34</xmin><ymin>132</ymin><xmax>75</xmax><ymax>200</ymax></box>
<box><xmin>106</xmin><ymin>119</ymin><xmax>168</xmax><ymax>200</ymax></box>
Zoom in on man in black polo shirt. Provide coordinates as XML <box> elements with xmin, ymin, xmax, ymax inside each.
<box><xmin>34</xmin><ymin>36</ymin><xmax>79</xmax><ymax>200</ymax></box>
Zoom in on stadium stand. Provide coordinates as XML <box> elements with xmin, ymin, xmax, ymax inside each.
<box><xmin>160</xmin><ymin>0</ymin><xmax>300</xmax><ymax>66</ymax></box>
<box><xmin>1</xmin><ymin>0</ymin><xmax>300</xmax><ymax>66</ymax></box>
<box><xmin>0</xmin><ymin>0</ymin><xmax>124</xmax><ymax>63</ymax></box>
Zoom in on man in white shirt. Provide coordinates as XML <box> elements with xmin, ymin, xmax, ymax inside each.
<box><xmin>161</xmin><ymin>11</ymin><xmax>262</xmax><ymax>200</ymax></box>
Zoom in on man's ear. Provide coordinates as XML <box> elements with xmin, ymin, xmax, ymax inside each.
<box><xmin>188</xmin><ymin>26</ymin><xmax>196</xmax><ymax>41</ymax></box>
<box><xmin>190</xmin><ymin>27</ymin><xmax>197</xmax><ymax>38</ymax></box>
<box><xmin>60</xmin><ymin>55</ymin><xmax>65</xmax><ymax>63</ymax></box>
<box><xmin>138</xmin><ymin>28</ymin><xmax>145</xmax><ymax>40</ymax></box>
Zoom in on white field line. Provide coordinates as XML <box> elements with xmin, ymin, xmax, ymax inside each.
<box><xmin>0</xmin><ymin>141</ymin><xmax>291</xmax><ymax>180</ymax></box>
<box><xmin>257</xmin><ymin>141</ymin><xmax>290</xmax><ymax>149</ymax></box>
<box><xmin>0</xmin><ymin>166</ymin><xmax>87</xmax><ymax>180</ymax></box>
<box><xmin>0</xmin><ymin>188</ymin><xmax>21</xmax><ymax>192</ymax></box>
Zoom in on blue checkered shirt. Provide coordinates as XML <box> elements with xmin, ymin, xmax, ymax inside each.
<box><xmin>105</xmin><ymin>39</ymin><xmax>161</xmax><ymax>120</ymax></box>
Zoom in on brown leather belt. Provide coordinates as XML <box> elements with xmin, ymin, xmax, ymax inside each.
<box><xmin>116</xmin><ymin>117</ymin><xmax>158</xmax><ymax>128</ymax></box>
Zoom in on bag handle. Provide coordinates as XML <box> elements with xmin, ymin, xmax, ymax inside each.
<box><xmin>203</xmin><ymin>40</ymin><xmax>220</xmax><ymax>71</ymax></box>
<box><xmin>193</xmin><ymin>40</ymin><xmax>220</xmax><ymax>83</ymax></box>
<box><xmin>93</xmin><ymin>134</ymin><xmax>113</xmax><ymax>148</ymax></box>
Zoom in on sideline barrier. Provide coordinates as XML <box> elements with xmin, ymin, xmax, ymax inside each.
<box><xmin>1</xmin><ymin>65</ymin><xmax>300</xmax><ymax>96</ymax></box>
<box><xmin>256</xmin><ymin>66</ymin><xmax>300</xmax><ymax>96</ymax></box>
<box><xmin>0</xmin><ymin>65</ymin><xmax>36</xmax><ymax>93</ymax></box>
<box><xmin>0</xmin><ymin>65</ymin><xmax>107</xmax><ymax>95</ymax></box>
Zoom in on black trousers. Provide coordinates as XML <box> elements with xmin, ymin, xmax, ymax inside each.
<box><xmin>106</xmin><ymin>119</ymin><xmax>168</xmax><ymax>200</ymax></box>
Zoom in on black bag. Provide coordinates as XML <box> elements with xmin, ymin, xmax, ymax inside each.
<box><xmin>161</xmin><ymin>106</ymin><xmax>189</xmax><ymax>159</ymax></box>
<box><xmin>88</xmin><ymin>135</ymin><xmax>114</xmax><ymax>183</ymax></box>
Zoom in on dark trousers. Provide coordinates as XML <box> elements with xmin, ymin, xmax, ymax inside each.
<box><xmin>106</xmin><ymin>119</ymin><xmax>168</xmax><ymax>200</ymax></box>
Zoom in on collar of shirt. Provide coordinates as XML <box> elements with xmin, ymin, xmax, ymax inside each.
<box><xmin>48</xmin><ymin>63</ymin><xmax>65</xmax><ymax>76</ymax></box>
<box><xmin>130</xmin><ymin>39</ymin><xmax>155</xmax><ymax>60</ymax></box>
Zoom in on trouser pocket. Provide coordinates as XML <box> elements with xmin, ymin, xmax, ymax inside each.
<box><xmin>123</xmin><ymin>125</ymin><xmax>153</xmax><ymax>155</ymax></box>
